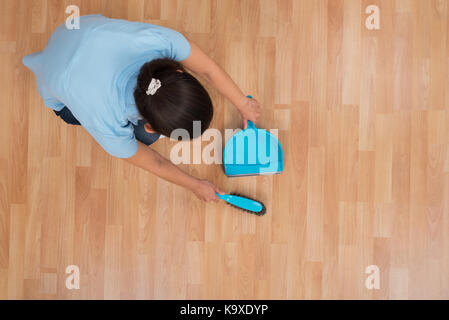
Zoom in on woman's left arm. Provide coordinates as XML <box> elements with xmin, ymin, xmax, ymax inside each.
<box><xmin>181</xmin><ymin>38</ymin><xmax>261</xmax><ymax>129</ymax></box>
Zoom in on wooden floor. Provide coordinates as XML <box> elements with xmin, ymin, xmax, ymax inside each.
<box><xmin>1</xmin><ymin>0</ymin><xmax>449</xmax><ymax>300</ymax></box>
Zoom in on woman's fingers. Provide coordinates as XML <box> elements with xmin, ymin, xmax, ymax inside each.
<box><xmin>214</xmin><ymin>185</ymin><xmax>226</xmax><ymax>195</ymax></box>
<box><xmin>193</xmin><ymin>180</ymin><xmax>226</xmax><ymax>203</ymax></box>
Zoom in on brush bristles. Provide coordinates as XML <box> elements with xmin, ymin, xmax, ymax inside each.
<box><xmin>228</xmin><ymin>193</ymin><xmax>267</xmax><ymax>216</ymax></box>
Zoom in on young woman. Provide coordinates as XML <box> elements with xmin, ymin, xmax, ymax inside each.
<box><xmin>23</xmin><ymin>14</ymin><xmax>261</xmax><ymax>202</ymax></box>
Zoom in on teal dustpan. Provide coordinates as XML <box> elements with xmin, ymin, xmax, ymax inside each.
<box><xmin>223</xmin><ymin>96</ymin><xmax>283</xmax><ymax>177</ymax></box>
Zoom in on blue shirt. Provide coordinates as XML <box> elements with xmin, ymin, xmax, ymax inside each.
<box><xmin>22</xmin><ymin>14</ymin><xmax>191</xmax><ymax>158</ymax></box>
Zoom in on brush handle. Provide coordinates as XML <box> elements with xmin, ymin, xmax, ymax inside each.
<box><xmin>216</xmin><ymin>193</ymin><xmax>263</xmax><ymax>213</ymax></box>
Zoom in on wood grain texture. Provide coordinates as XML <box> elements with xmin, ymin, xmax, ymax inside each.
<box><xmin>0</xmin><ymin>0</ymin><xmax>448</xmax><ymax>299</ymax></box>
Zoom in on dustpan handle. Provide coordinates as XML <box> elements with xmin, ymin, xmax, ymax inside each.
<box><xmin>246</xmin><ymin>120</ymin><xmax>256</xmax><ymax>130</ymax></box>
<box><xmin>245</xmin><ymin>95</ymin><xmax>257</xmax><ymax>130</ymax></box>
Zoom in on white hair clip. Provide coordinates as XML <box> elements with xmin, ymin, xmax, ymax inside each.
<box><xmin>146</xmin><ymin>78</ymin><xmax>161</xmax><ymax>96</ymax></box>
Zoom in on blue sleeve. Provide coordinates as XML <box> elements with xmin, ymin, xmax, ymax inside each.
<box><xmin>85</xmin><ymin>127</ymin><xmax>139</xmax><ymax>159</ymax></box>
<box><xmin>160</xmin><ymin>27</ymin><xmax>191</xmax><ymax>61</ymax></box>
<box><xmin>23</xmin><ymin>53</ymin><xmax>65</xmax><ymax>111</ymax></box>
<box><xmin>37</xmin><ymin>83</ymin><xmax>65</xmax><ymax>111</ymax></box>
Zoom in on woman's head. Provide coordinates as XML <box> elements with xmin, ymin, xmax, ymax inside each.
<box><xmin>134</xmin><ymin>58</ymin><xmax>213</xmax><ymax>139</ymax></box>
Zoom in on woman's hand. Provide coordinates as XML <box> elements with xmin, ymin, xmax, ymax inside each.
<box><xmin>193</xmin><ymin>179</ymin><xmax>225</xmax><ymax>202</ymax></box>
<box><xmin>237</xmin><ymin>96</ymin><xmax>262</xmax><ymax>129</ymax></box>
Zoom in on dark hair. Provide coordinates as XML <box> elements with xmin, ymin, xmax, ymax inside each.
<box><xmin>133</xmin><ymin>58</ymin><xmax>213</xmax><ymax>139</ymax></box>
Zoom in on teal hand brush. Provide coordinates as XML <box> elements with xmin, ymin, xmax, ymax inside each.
<box><xmin>216</xmin><ymin>193</ymin><xmax>266</xmax><ymax>216</ymax></box>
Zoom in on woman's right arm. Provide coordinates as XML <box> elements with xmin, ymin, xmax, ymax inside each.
<box><xmin>125</xmin><ymin>141</ymin><xmax>224</xmax><ymax>202</ymax></box>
